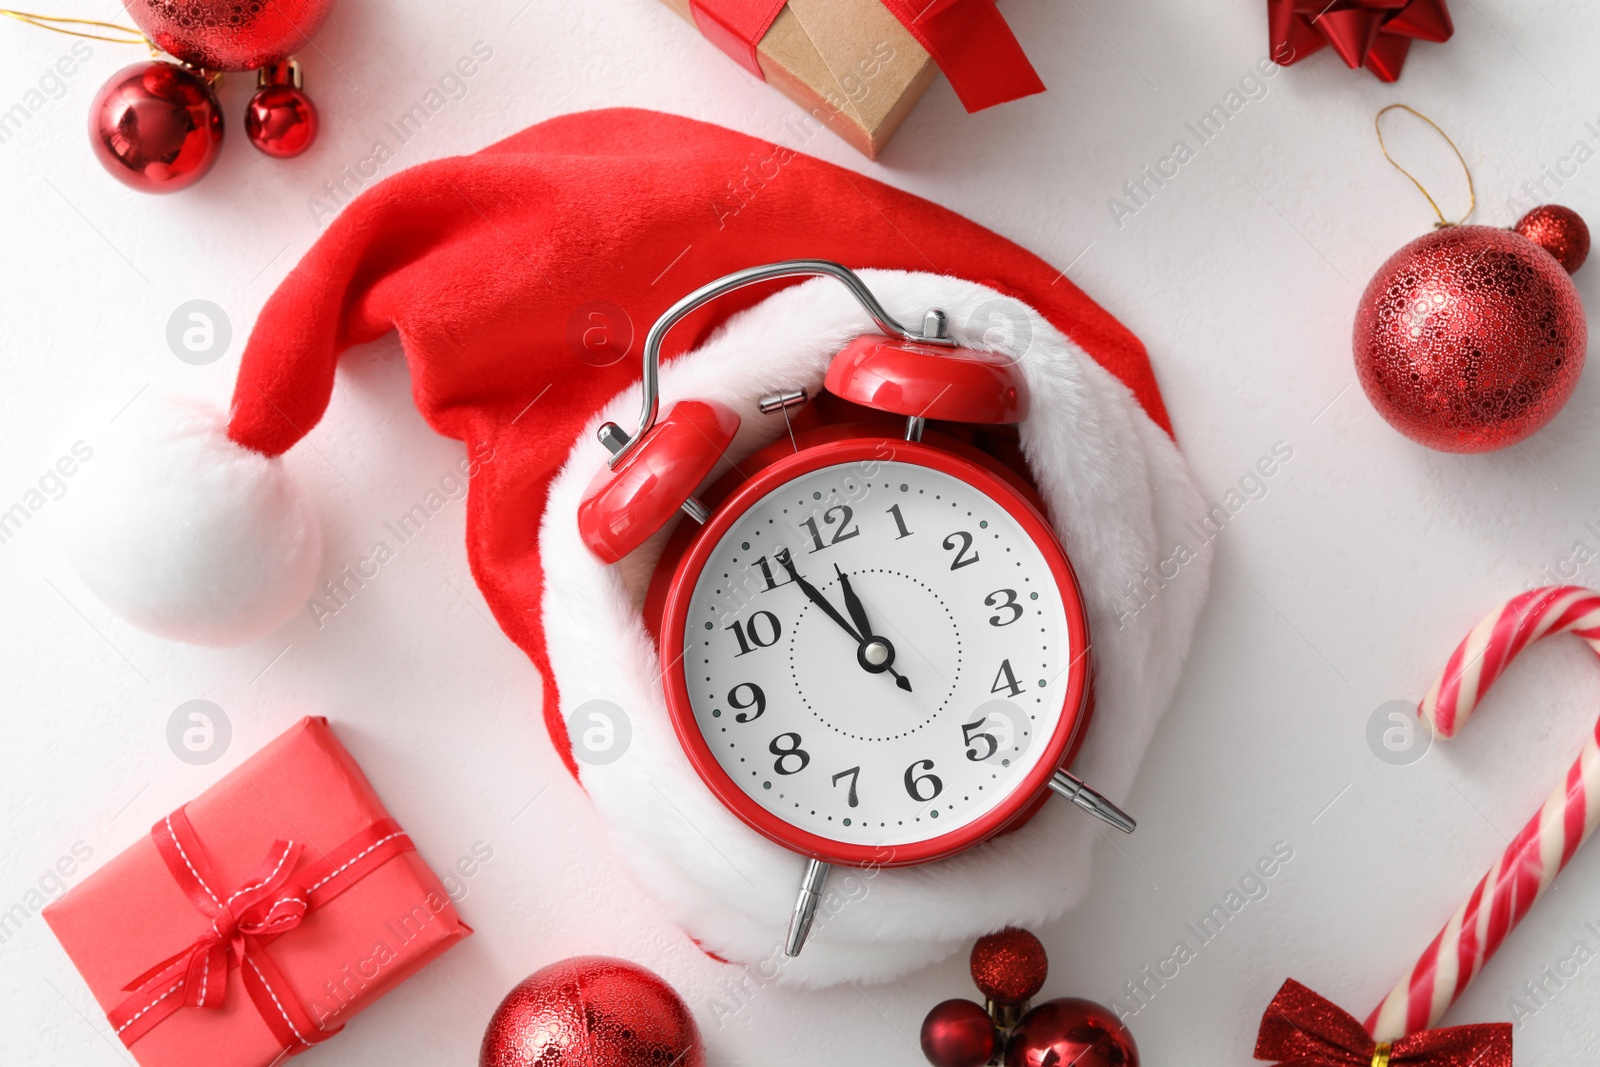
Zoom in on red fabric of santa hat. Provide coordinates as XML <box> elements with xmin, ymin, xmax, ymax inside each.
<box><xmin>59</xmin><ymin>105</ymin><xmax>1166</xmax><ymax>658</ymax></box>
<box><xmin>58</xmin><ymin>108</ymin><xmax>1209</xmax><ymax>983</ymax></box>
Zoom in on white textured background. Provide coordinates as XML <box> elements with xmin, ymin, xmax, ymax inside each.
<box><xmin>4</xmin><ymin>0</ymin><xmax>1600</xmax><ymax>1063</ymax></box>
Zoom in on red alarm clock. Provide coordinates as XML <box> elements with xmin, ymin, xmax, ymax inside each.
<box><xmin>577</xmin><ymin>262</ymin><xmax>1133</xmax><ymax>956</ymax></box>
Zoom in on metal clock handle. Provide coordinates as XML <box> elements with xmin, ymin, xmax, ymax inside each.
<box><xmin>596</xmin><ymin>260</ymin><xmax>955</xmax><ymax>467</ymax></box>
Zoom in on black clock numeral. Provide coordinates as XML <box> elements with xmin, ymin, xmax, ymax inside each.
<box><xmin>886</xmin><ymin>503</ymin><xmax>913</xmax><ymax>539</ymax></box>
<box><xmin>727</xmin><ymin>682</ymin><xmax>766</xmax><ymax>723</ymax></box>
<box><xmin>801</xmin><ymin>506</ymin><xmax>861</xmax><ymax>552</ymax></box>
<box><xmin>770</xmin><ymin>733</ymin><xmax>811</xmax><ymax>775</ymax></box>
<box><xmin>903</xmin><ymin>759</ymin><xmax>943</xmax><ymax>802</ymax></box>
<box><xmin>831</xmin><ymin>766</ymin><xmax>861</xmax><ymax>807</ymax></box>
<box><xmin>726</xmin><ymin>610</ymin><xmax>782</xmax><ymax>656</ymax></box>
<box><xmin>752</xmin><ymin>555</ymin><xmax>793</xmax><ymax>592</ymax></box>
<box><xmin>962</xmin><ymin>718</ymin><xmax>999</xmax><ymax>762</ymax></box>
<box><xmin>985</xmin><ymin>588</ymin><xmax>1023</xmax><ymax>626</ymax></box>
<box><xmin>943</xmin><ymin>531</ymin><xmax>980</xmax><ymax>570</ymax></box>
<box><xmin>991</xmin><ymin>658</ymin><xmax>1023</xmax><ymax>698</ymax></box>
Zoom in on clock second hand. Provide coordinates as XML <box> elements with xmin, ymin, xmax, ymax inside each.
<box><xmin>775</xmin><ymin>550</ymin><xmax>912</xmax><ymax>692</ymax></box>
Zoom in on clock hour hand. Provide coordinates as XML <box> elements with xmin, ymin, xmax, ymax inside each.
<box><xmin>775</xmin><ymin>551</ymin><xmax>911</xmax><ymax>692</ymax></box>
<box><xmin>833</xmin><ymin>564</ymin><xmax>875</xmax><ymax>641</ymax></box>
<box><xmin>834</xmin><ymin>565</ymin><xmax>913</xmax><ymax>693</ymax></box>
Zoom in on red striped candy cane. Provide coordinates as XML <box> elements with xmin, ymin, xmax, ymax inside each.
<box><xmin>1366</xmin><ymin>585</ymin><xmax>1600</xmax><ymax>1041</ymax></box>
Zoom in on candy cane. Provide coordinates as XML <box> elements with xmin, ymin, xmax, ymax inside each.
<box><xmin>1366</xmin><ymin>585</ymin><xmax>1600</xmax><ymax>1041</ymax></box>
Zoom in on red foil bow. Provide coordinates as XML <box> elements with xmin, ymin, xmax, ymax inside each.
<box><xmin>108</xmin><ymin>807</ymin><xmax>415</xmax><ymax>1053</ymax></box>
<box><xmin>1255</xmin><ymin>980</ymin><xmax>1510</xmax><ymax>1067</ymax></box>
<box><xmin>1267</xmin><ymin>0</ymin><xmax>1453</xmax><ymax>82</ymax></box>
<box><xmin>688</xmin><ymin>0</ymin><xmax>1044</xmax><ymax>112</ymax></box>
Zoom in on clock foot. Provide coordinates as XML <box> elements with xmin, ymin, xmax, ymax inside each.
<box><xmin>1050</xmin><ymin>770</ymin><xmax>1136</xmax><ymax>834</ymax></box>
<box><xmin>784</xmin><ymin>858</ymin><xmax>832</xmax><ymax>957</ymax></box>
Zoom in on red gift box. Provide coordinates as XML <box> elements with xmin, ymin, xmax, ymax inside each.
<box><xmin>44</xmin><ymin>717</ymin><xmax>471</xmax><ymax>1066</ymax></box>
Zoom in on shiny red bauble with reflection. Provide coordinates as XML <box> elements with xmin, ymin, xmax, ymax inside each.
<box><xmin>1352</xmin><ymin>222</ymin><xmax>1586</xmax><ymax>453</ymax></box>
<box><xmin>89</xmin><ymin>61</ymin><xmax>222</xmax><ymax>193</ymax></box>
<box><xmin>245</xmin><ymin>83</ymin><xmax>318</xmax><ymax>157</ymax></box>
<box><xmin>478</xmin><ymin>956</ymin><xmax>704</xmax><ymax>1067</ymax></box>
<box><xmin>122</xmin><ymin>0</ymin><xmax>337</xmax><ymax>71</ymax></box>
<box><xmin>1005</xmin><ymin>998</ymin><xmax>1139</xmax><ymax>1067</ymax></box>
<box><xmin>921</xmin><ymin>998</ymin><xmax>999</xmax><ymax>1067</ymax></box>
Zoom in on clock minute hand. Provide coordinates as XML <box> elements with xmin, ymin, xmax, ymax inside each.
<box><xmin>776</xmin><ymin>552</ymin><xmax>912</xmax><ymax>693</ymax></box>
<box><xmin>776</xmin><ymin>550</ymin><xmax>861</xmax><ymax>642</ymax></box>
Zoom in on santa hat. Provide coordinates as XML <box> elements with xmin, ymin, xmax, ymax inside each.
<box><xmin>58</xmin><ymin>108</ymin><xmax>1209</xmax><ymax>985</ymax></box>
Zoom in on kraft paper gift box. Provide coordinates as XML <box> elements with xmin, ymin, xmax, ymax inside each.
<box><xmin>44</xmin><ymin>717</ymin><xmax>470</xmax><ymax>1067</ymax></box>
<box><xmin>662</xmin><ymin>0</ymin><xmax>937</xmax><ymax>158</ymax></box>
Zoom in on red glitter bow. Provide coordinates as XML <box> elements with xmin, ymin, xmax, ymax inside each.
<box><xmin>108</xmin><ymin>807</ymin><xmax>414</xmax><ymax>1053</ymax></box>
<box><xmin>689</xmin><ymin>0</ymin><xmax>1044</xmax><ymax>112</ymax></box>
<box><xmin>1255</xmin><ymin>980</ymin><xmax>1510</xmax><ymax>1066</ymax></box>
<box><xmin>1267</xmin><ymin>0</ymin><xmax>1454</xmax><ymax>82</ymax></box>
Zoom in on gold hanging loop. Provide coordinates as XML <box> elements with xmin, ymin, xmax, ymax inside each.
<box><xmin>1374</xmin><ymin>104</ymin><xmax>1477</xmax><ymax>228</ymax></box>
<box><xmin>0</xmin><ymin>8</ymin><xmax>146</xmax><ymax>45</ymax></box>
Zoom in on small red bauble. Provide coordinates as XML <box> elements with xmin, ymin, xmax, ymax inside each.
<box><xmin>970</xmin><ymin>927</ymin><xmax>1049</xmax><ymax>1006</ymax></box>
<box><xmin>478</xmin><ymin>956</ymin><xmax>704</xmax><ymax>1067</ymax></box>
<box><xmin>1352</xmin><ymin>224</ymin><xmax>1587</xmax><ymax>452</ymax></box>
<box><xmin>122</xmin><ymin>0</ymin><xmax>337</xmax><ymax>71</ymax></box>
<box><xmin>245</xmin><ymin>64</ymin><xmax>318</xmax><ymax>158</ymax></box>
<box><xmin>1514</xmin><ymin>204</ymin><xmax>1590</xmax><ymax>274</ymax></box>
<box><xmin>1004</xmin><ymin>998</ymin><xmax>1139</xmax><ymax>1067</ymax></box>
<box><xmin>920</xmin><ymin>998</ymin><xmax>999</xmax><ymax>1067</ymax></box>
<box><xmin>89</xmin><ymin>61</ymin><xmax>222</xmax><ymax>193</ymax></box>
<box><xmin>245</xmin><ymin>84</ymin><xmax>317</xmax><ymax>157</ymax></box>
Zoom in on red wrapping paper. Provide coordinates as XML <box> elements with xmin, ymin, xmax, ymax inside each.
<box><xmin>44</xmin><ymin>717</ymin><xmax>471</xmax><ymax>1067</ymax></box>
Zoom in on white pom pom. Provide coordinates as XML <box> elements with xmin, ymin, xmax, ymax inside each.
<box><xmin>56</xmin><ymin>394</ymin><xmax>321</xmax><ymax>646</ymax></box>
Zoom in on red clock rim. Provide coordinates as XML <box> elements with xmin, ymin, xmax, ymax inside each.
<box><xmin>658</xmin><ymin>436</ymin><xmax>1092</xmax><ymax>869</ymax></box>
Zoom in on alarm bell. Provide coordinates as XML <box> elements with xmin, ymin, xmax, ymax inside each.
<box><xmin>825</xmin><ymin>312</ymin><xmax>1030</xmax><ymax>438</ymax></box>
<box><xmin>577</xmin><ymin>260</ymin><xmax>1029</xmax><ymax>561</ymax></box>
<box><xmin>576</xmin><ymin>399</ymin><xmax>740</xmax><ymax>564</ymax></box>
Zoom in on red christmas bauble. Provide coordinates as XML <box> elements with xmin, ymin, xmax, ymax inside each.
<box><xmin>245</xmin><ymin>84</ymin><xmax>318</xmax><ymax>157</ymax></box>
<box><xmin>920</xmin><ymin>999</ymin><xmax>998</xmax><ymax>1067</ymax></box>
<box><xmin>970</xmin><ymin>927</ymin><xmax>1048</xmax><ymax>1006</ymax></box>
<box><xmin>1514</xmin><ymin>204</ymin><xmax>1590</xmax><ymax>274</ymax></box>
<box><xmin>89</xmin><ymin>61</ymin><xmax>222</xmax><ymax>193</ymax></box>
<box><xmin>122</xmin><ymin>0</ymin><xmax>337</xmax><ymax>71</ymax></box>
<box><xmin>1004</xmin><ymin>998</ymin><xmax>1139</xmax><ymax>1067</ymax></box>
<box><xmin>1353</xmin><ymin>225</ymin><xmax>1586</xmax><ymax>452</ymax></box>
<box><xmin>479</xmin><ymin>956</ymin><xmax>703</xmax><ymax>1067</ymax></box>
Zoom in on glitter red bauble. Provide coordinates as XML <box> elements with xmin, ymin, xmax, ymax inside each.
<box><xmin>246</xmin><ymin>84</ymin><xmax>318</xmax><ymax>157</ymax></box>
<box><xmin>970</xmin><ymin>927</ymin><xmax>1048</xmax><ymax>1006</ymax></box>
<box><xmin>1004</xmin><ymin>998</ymin><xmax>1139</xmax><ymax>1067</ymax></box>
<box><xmin>121</xmin><ymin>0</ymin><xmax>337</xmax><ymax>71</ymax></box>
<box><xmin>478</xmin><ymin>956</ymin><xmax>704</xmax><ymax>1067</ymax></box>
<box><xmin>920</xmin><ymin>999</ymin><xmax>999</xmax><ymax>1067</ymax></box>
<box><xmin>1352</xmin><ymin>224</ymin><xmax>1587</xmax><ymax>452</ymax></box>
<box><xmin>89</xmin><ymin>61</ymin><xmax>222</xmax><ymax>193</ymax></box>
<box><xmin>1515</xmin><ymin>204</ymin><xmax>1590</xmax><ymax>274</ymax></box>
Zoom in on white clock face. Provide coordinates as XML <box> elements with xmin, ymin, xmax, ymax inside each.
<box><xmin>679</xmin><ymin>456</ymin><xmax>1078</xmax><ymax>853</ymax></box>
